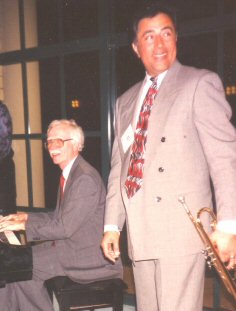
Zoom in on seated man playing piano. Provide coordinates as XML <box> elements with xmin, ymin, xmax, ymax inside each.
<box><xmin>0</xmin><ymin>119</ymin><xmax>122</xmax><ymax>311</ymax></box>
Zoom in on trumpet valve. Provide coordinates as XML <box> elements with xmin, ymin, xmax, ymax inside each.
<box><xmin>202</xmin><ymin>249</ymin><xmax>213</xmax><ymax>268</ymax></box>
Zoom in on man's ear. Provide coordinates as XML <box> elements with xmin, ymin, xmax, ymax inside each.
<box><xmin>132</xmin><ymin>42</ymin><xmax>140</xmax><ymax>58</ymax></box>
<box><xmin>72</xmin><ymin>140</ymin><xmax>80</xmax><ymax>153</ymax></box>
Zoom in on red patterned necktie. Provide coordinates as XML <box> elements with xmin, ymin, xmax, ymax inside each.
<box><xmin>125</xmin><ymin>77</ymin><xmax>158</xmax><ymax>198</ymax></box>
<box><xmin>60</xmin><ymin>174</ymin><xmax>65</xmax><ymax>198</ymax></box>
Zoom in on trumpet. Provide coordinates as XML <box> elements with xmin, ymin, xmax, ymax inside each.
<box><xmin>178</xmin><ymin>196</ymin><xmax>236</xmax><ymax>300</ymax></box>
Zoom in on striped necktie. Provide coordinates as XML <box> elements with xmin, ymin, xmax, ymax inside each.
<box><xmin>125</xmin><ymin>77</ymin><xmax>158</xmax><ymax>198</ymax></box>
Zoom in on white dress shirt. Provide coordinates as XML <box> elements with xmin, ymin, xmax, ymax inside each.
<box><xmin>61</xmin><ymin>156</ymin><xmax>77</xmax><ymax>191</ymax></box>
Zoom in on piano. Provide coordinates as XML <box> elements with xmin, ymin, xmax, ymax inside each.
<box><xmin>0</xmin><ymin>231</ymin><xmax>32</xmax><ymax>287</ymax></box>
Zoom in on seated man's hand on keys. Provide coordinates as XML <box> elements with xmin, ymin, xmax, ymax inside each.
<box><xmin>0</xmin><ymin>213</ymin><xmax>28</xmax><ymax>232</ymax></box>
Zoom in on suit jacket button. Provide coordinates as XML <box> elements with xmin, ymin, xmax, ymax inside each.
<box><xmin>158</xmin><ymin>167</ymin><xmax>164</xmax><ymax>172</ymax></box>
<box><xmin>161</xmin><ymin>137</ymin><xmax>166</xmax><ymax>142</ymax></box>
<box><xmin>155</xmin><ymin>196</ymin><xmax>162</xmax><ymax>202</ymax></box>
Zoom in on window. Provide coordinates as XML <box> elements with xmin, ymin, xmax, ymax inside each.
<box><xmin>116</xmin><ymin>46</ymin><xmax>144</xmax><ymax>97</ymax></box>
<box><xmin>178</xmin><ymin>33</ymin><xmax>217</xmax><ymax>72</ymax></box>
<box><xmin>63</xmin><ymin>0</ymin><xmax>99</xmax><ymax>41</ymax></box>
<box><xmin>64</xmin><ymin>52</ymin><xmax>101</xmax><ymax>131</ymax></box>
<box><xmin>0</xmin><ymin>0</ymin><xmax>235</xmax><ymax>212</ymax></box>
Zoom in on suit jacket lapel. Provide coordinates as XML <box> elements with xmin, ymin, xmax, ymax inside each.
<box><xmin>117</xmin><ymin>83</ymin><xmax>142</xmax><ymax>198</ymax></box>
<box><xmin>157</xmin><ymin>60</ymin><xmax>181</xmax><ymax>103</ymax></box>
<box><xmin>119</xmin><ymin>81</ymin><xmax>143</xmax><ymax>138</ymax></box>
<box><xmin>121</xmin><ymin>62</ymin><xmax>183</xmax><ymax>192</ymax></box>
<box><xmin>144</xmin><ymin>61</ymin><xmax>182</xmax><ymax>165</ymax></box>
<box><xmin>122</xmin><ymin>61</ymin><xmax>181</xmax><ymax>147</ymax></box>
<box><xmin>63</xmin><ymin>156</ymin><xmax>80</xmax><ymax>194</ymax></box>
<box><xmin>58</xmin><ymin>155</ymin><xmax>81</xmax><ymax>208</ymax></box>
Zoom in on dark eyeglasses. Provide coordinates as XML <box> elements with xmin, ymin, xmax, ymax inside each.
<box><xmin>44</xmin><ymin>138</ymin><xmax>73</xmax><ymax>149</ymax></box>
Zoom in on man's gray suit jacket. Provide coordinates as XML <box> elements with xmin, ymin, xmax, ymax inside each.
<box><xmin>25</xmin><ymin>155</ymin><xmax>122</xmax><ymax>283</ymax></box>
<box><xmin>105</xmin><ymin>60</ymin><xmax>236</xmax><ymax>261</ymax></box>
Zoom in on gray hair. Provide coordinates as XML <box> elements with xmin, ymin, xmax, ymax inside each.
<box><xmin>47</xmin><ymin>119</ymin><xmax>85</xmax><ymax>151</ymax></box>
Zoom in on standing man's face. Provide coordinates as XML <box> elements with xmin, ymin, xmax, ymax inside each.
<box><xmin>132</xmin><ymin>13</ymin><xmax>177</xmax><ymax>77</ymax></box>
<box><xmin>47</xmin><ymin>124</ymin><xmax>79</xmax><ymax>170</ymax></box>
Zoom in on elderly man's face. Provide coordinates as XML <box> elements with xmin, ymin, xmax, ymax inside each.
<box><xmin>132</xmin><ymin>13</ymin><xmax>177</xmax><ymax>77</ymax></box>
<box><xmin>47</xmin><ymin>124</ymin><xmax>79</xmax><ymax>170</ymax></box>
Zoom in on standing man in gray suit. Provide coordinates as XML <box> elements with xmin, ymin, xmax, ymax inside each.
<box><xmin>0</xmin><ymin>119</ymin><xmax>122</xmax><ymax>311</ymax></box>
<box><xmin>101</xmin><ymin>3</ymin><xmax>236</xmax><ymax>311</ymax></box>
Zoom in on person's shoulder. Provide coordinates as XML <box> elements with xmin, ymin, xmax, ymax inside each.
<box><xmin>0</xmin><ymin>101</ymin><xmax>10</xmax><ymax>117</ymax></box>
<box><xmin>0</xmin><ymin>102</ymin><xmax>12</xmax><ymax>160</ymax></box>
<box><xmin>0</xmin><ymin>102</ymin><xmax>12</xmax><ymax>127</ymax></box>
<box><xmin>179</xmin><ymin>62</ymin><xmax>218</xmax><ymax>80</ymax></box>
<box><xmin>74</xmin><ymin>155</ymin><xmax>103</xmax><ymax>182</ymax></box>
<box><xmin>174</xmin><ymin>62</ymin><xmax>221</xmax><ymax>88</ymax></box>
<box><xmin>74</xmin><ymin>156</ymin><xmax>106</xmax><ymax>194</ymax></box>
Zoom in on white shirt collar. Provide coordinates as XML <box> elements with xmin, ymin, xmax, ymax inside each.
<box><xmin>62</xmin><ymin>156</ymin><xmax>77</xmax><ymax>180</ymax></box>
<box><xmin>145</xmin><ymin>70</ymin><xmax>168</xmax><ymax>89</ymax></box>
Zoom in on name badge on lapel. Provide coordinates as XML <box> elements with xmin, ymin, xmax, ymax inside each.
<box><xmin>121</xmin><ymin>124</ymin><xmax>134</xmax><ymax>153</ymax></box>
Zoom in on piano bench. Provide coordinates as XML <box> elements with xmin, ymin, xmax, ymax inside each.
<box><xmin>45</xmin><ymin>277</ymin><xmax>127</xmax><ymax>311</ymax></box>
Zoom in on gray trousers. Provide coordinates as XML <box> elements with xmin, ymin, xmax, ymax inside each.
<box><xmin>132</xmin><ymin>252</ymin><xmax>205</xmax><ymax>311</ymax></box>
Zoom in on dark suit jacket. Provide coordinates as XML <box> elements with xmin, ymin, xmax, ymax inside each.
<box><xmin>25</xmin><ymin>155</ymin><xmax>122</xmax><ymax>283</ymax></box>
<box><xmin>105</xmin><ymin>60</ymin><xmax>236</xmax><ymax>261</ymax></box>
<box><xmin>0</xmin><ymin>103</ymin><xmax>16</xmax><ymax>215</ymax></box>
<box><xmin>0</xmin><ymin>150</ymin><xmax>16</xmax><ymax>215</ymax></box>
